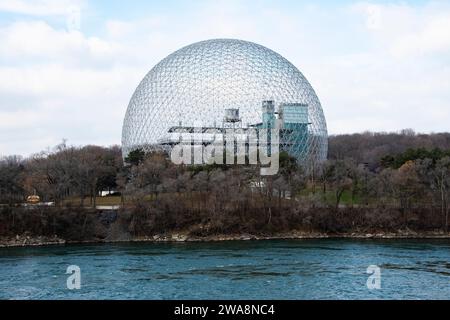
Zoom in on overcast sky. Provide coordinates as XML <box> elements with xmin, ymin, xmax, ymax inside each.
<box><xmin>0</xmin><ymin>0</ymin><xmax>449</xmax><ymax>157</ymax></box>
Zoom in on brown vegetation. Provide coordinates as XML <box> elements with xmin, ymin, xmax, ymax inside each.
<box><xmin>1</xmin><ymin>130</ymin><xmax>449</xmax><ymax>244</ymax></box>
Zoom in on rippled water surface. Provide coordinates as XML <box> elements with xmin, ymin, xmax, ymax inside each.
<box><xmin>0</xmin><ymin>239</ymin><xmax>449</xmax><ymax>299</ymax></box>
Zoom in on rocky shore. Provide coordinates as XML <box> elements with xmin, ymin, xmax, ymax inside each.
<box><xmin>132</xmin><ymin>230</ymin><xmax>450</xmax><ymax>243</ymax></box>
<box><xmin>1</xmin><ymin>230</ymin><xmax>449</xmax><ymax>248</ymax></box>
<box><xmin>0</xmin><ymin>234</ymin><xmax>66</xmax><ymax>248</ymax></box>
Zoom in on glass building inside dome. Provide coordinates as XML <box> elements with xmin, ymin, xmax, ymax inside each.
<box><xmin>122</xmin><ymin>39</ymin><xmax>328</xmax><ymax>164</ymax></box>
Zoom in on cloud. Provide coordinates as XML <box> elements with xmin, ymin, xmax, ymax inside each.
<box><xmin>0</xmin><ymin>0</ymin><xmax>84</xmax><ymax>16</ymax></box>
<box><xmin>0</xmin><ymin>20</ymin><xmax>142</xmax><ymax>156</ymax></box>
<box><xmin>354</xmin><ymin>1</ymin><xmax>450</xmax><ymax>57</ymax></box>
<box><xmin>0</xmin><ymin>0</ymin><xmax>450</xmax><ymax>157</ymax></box>
<box><xmin>392</xmin><ymin>13</ymin><xmax>450</xmax><ymax>57</ymax></box>
<box><xmin>0</xmin><ymin>21</ymin><xmax>119</xmax><ymax>66</ymax></box>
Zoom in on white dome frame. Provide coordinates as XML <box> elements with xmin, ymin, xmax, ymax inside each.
<box><xmin>122</xmin><ymin>39</ymin><xmax>328</xmax><ymax>163</ymax></box>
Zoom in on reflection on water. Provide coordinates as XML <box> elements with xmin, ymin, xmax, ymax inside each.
<box><xmin>0</xmin><ymin>239</ymin><xmax>449</xmax><ymax>299</ymax></box>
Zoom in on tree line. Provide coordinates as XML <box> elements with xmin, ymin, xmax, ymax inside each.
<box><xmin>1</xmin><ymin>130</ymin><xmax>449</xmax><ymax>235</ymax></box>
<box><xmin>0</xmin><ymin>141</ymin><xmax>122</xmax><ymax>206</ymax></box>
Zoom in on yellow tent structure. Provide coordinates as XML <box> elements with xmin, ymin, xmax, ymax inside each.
<box><xmin>26</xmin><ymin>195</ymin><xmax>40</xmax><ymax>204</ymax></box>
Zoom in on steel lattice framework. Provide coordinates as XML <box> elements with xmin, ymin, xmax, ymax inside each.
<box><xmin>122</xmin><ymin>39</ymin><xmax>328</xmax><ymax>163</ymax></box>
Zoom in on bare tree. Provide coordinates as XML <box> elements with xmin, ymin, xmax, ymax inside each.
<box><xmin>0</xmin><ymin>155</ymin><xmax>25</xmax><ymax>204</ymax></box>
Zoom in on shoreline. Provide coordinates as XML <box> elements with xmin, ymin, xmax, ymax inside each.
<box><xmin>1</xmin><ymin>230</ymin><xmax>450</xmax><ymax>248</ymax></box>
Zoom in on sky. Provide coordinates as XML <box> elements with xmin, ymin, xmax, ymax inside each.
<box><xmin>0</xmin><ymin>0</ymin><xmax>449</xmax><ymax>157</ymax></box>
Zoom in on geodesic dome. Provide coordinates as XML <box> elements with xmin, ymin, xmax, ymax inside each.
<box><xmin>122</xmin><ymin>38</ymin><xmax>327</xmax><ymax>163</ymax></box>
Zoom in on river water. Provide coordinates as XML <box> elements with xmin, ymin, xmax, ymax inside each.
<box><xmin>0</xmin><ymin>239</ymin><xmax>449</xmax><ymax>299</ymax></box>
